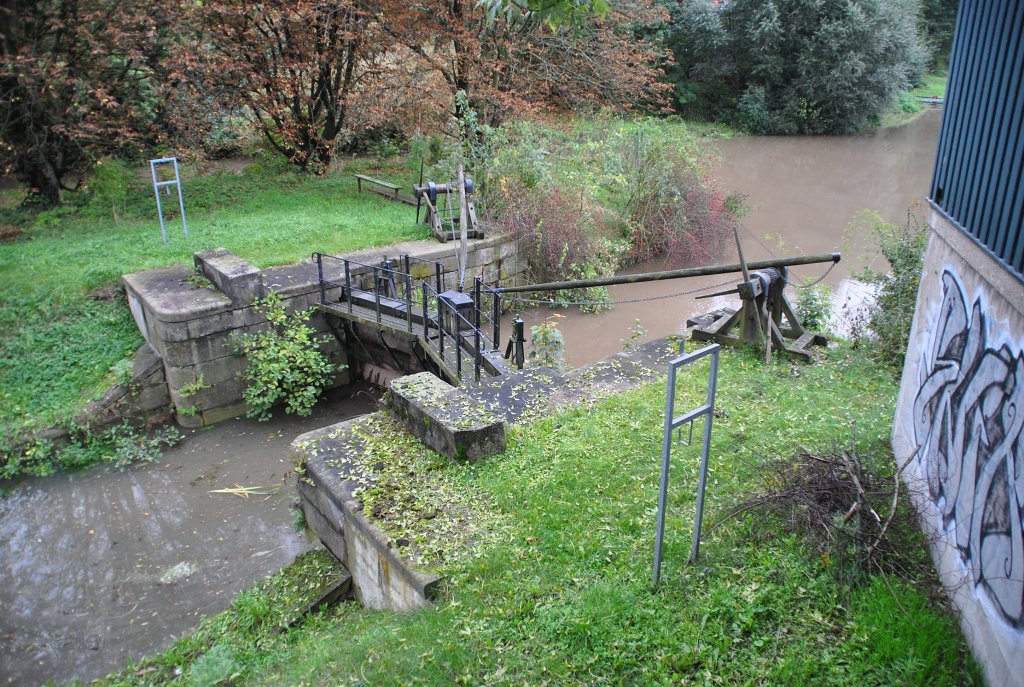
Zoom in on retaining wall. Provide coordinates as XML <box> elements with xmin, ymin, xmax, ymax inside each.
<box><xmin>892</xmin><ymin>207</ymin><xmax>1024</xmax><ymax>686</ymax></box>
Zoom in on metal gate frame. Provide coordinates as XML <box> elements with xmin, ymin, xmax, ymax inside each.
<box><xmin>653</xmin><ymin>341</ymin><xmax>720</xmax><ymax>584</ymax></box>
<box><xmin>150</xmin><ymin>157</ymin><xmax>189</xmax><ymax>244</ymax></box>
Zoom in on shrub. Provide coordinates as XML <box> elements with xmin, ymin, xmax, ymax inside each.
<box><xmin>494</xmin><ymin>183</ymin><xmax>621</xmax><ymax>311</ymax></box>
<box><xmin>614</xmin><ymin>124</ymin><xmax>736</xmax><ymax>266</ymax></box>
<box><xmin>234</xmin><ymin>293</ymin><xmax>340</xmax><ymax>421</ymax></box>
<box><xmin>794</xmin><ymin>279</ymin><xmax>833</xmax><ymax>332</ymax></box>
<box><xmin>852</xmin><ymin>210</ymin><xmax>929</xmax><ymax>368</ymax></box>
<box><xmin>529</xmin><ymin>316</ymin><xmax>566</xmax><ymax>371</ymax></box>
<box><xmin>666</xmin><ymin>0</ymin><xmax>927</xmax><ymax>134</ymax></box>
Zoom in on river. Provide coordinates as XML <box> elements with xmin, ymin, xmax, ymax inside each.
<box><xmin>0</xmin><ymin>386</ymin><xmax>378</xmax><ymax>686</ymax></box>
<box><xmin>536</xmin><ymin>110</ymin><xmax>942</xmax><ymax>367</ymax></box>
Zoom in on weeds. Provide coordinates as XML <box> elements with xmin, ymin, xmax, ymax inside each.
<box><xmin>848</xmin><ymin>210</ymin><xmax>929</xmax><ymax>368</ymax></box>
<box><xmin>233</xmin><ymin>293</ymin><xmax>340</xmax><ymax>421</ymax></box>
<box><xmin>0</xmin><ymin>422</ymin><xmax>182</xmax><ymax>479</ymax></box>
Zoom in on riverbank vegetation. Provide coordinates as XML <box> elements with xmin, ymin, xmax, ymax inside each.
<box><xmin>95</xmin><ymin>342</ymin><xmax>976</xmax><ymax>686</ymax></box>
<box><xmin>0</xmin><ymin>113</ymin><xmax>741</xmax><ymax>475</ymax></box>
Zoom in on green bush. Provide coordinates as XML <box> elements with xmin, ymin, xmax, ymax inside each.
<box><xmin>794</xmin><ymin>279</ymin><xmax>833</xmax><ymax>332</ymax></box>
<box><xmin>666</xmin><ymin>0</ymin><xmax>927</xmax><ymax>134</ymax></box>
<box><xmin>853</xmin><ymin>210</ymin><xmax>929</xmax><ymax>368</ymax></box>
<box><xmin>234</xmin><ymin>293</ymin><xmax>340</xmax><ymax>421</ymax></box>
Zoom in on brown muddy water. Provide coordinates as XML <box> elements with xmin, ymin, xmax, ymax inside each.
<box><xmin>0</xmin><ymin>385</ymin><xmax>378</xmax><ymax>686</ymax></box>
<box><xmin>524</xmin><ymin>110</ymin><xmax>942</xmax><ymax>368</ymax></box>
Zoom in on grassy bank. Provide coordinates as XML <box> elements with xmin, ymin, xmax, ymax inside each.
<box><xmin>882</xmin><ymin>73</ymin><xmax>949</xmax><ymax>128</ymax></box>
<box><xmin>0</xmin><ymin>158</ymin><xmax>427</xmax><ymax>446</ymax></box>
<box><xmin>97</xmin><ymin>344</ymin><xmax>977</xmax><ymax>686</ymax></box>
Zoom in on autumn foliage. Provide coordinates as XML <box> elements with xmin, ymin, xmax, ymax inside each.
<box><xmin>0</xmin><ymin>0</ymin><xmax>669</xmax><ymax>200</ymax></box>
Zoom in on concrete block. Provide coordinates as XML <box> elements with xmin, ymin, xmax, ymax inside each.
<box><xmin>194</xmin><ymin>248</ymin><xmax>263</xmax><ymax>306</ymax></box>
<box><xmin>132</xmin><ymin>343</ymin><xmax>163</xmax><ymax>379</ymax></box>
<box><xmin>198</xmin><ymin>400</ymin><xmax>248</xmax><ymax>426</ymax></box>
<box><xmin>191</xmin><ymin>329</ymin><xmax>241</xmax><ymax>365</ymax></box>
<box><xmin>123</xmin><ymin>264</ymin><xmax>232</xmax><ymax>324</ymax></box>
<box><xmin>154</xmin><ymin>318</ymin><xmax>191</xmax><ymax>344</ymax></box>
<box><xmin>187</xmin><ymin>308</ymin><xmax>245</xmax><ymax>339</ymax></box>
<box><xmin>298</xmin><ymin>480</ymin><xmax>349</xmax><ymax>564</ymax></box>
<box><xmin>194</xmin><ymin>355</ymin><xmax>247</xmax><ymax>387</ymax></box>
<box><xmin>161</xmin><ymin>340</ymin><xmax>196</xmax><ymax>368</ymax></box>
<box><xmin>165</xmin><ymin>365</ymin><xmax>198</xmax><ymax>390</ymax></box>
<box><xmin>383</xmin><ymin>372</ymin><xmax>506</xmax><ymax>461</ymax></box>
<box><xmin>130</xmin><ymin>384</ymin><xmax>172</xmax><ymax>414</ymax></box>
<box><xmin>189</xmin><ymin>377</ymin><xmax>247</xmax><ymax>412</ymax></box>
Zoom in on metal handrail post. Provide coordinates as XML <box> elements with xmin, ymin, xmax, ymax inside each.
<box><xmin>438</xmin><ymin>296</ymin><xmax>444</xmax><ymax>359</ymax></box>
<box><xmin>474</xmin><ymin>277</ymin><xmax>482</xmax><ymax>331</ymax></box>
<box><xmin>422</xmin><ymin>285</ymin><xmax>429</xmax><ymax>341</ymax></box>
<box><xmin>491</xmin><ymin>290</ymin><xmax>500</xmax><ymax>351</ymax></box>
<box><xmin>316</xmin><ymin>253</ymin><xmax>325</xmax><ymax>305</ymax></box>
<box><xmin>475</xmin><ymin>326</ymin><xmax>482</xmax><ymax>382</ymax></box>
<box><xmin>344</xmin><ymin>261</ymin><xmax>352</xmax><ymax>315</ymax></box>
<box><xmin>405</xmin><ymin>274</ymin><xmax>413</xmax><ymax>333</ymax></box>
<box><xmin>373</xmin><ymin>267</ymin><xmax>382</xmax><ymax>323</ymax></box>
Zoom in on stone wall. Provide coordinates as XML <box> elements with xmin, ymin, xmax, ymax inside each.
<box><xmin>123</xmin><ymin>233</ymin><xmax>527</xmax><ymax>427</ymax></box>
<box><xmin>892</xmin><ymin>206</ymin><xmax>1024</xmax><ymax>686</ymax></box>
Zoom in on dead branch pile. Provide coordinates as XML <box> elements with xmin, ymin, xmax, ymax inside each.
<box><xmin>710</xmin><ymin>430</ymin><xmax>922</xmax><ymax>579</ymax></box>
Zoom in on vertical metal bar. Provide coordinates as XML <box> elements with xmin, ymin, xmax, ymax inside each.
<box><xmin>404</xmin><ymin>254</ymin><xmax>411</xmax><ymax>279</ymax></box>
<box><xmin>373</xmin><ymin>267</ymin><xmax>381</xmax><ymax>323</ymax></box>
<box><xmin>653</xmin><ymin>364</ymin><xmax>678</xmax><ymax>585</ymax></box>
<box><xmin>173</xmin><ymin>158</ymin><xmax>188</xmax><ymax>239</ymax></box>
<box><xmin>689</xmin><ymin>349</ymin><xmax>719</xmax><ymax>565</ymax></box>
<box><xmin>316</xmin><ymin>253</ymin><xmax>325</xmax><ymax>305</ymax></box>
<box><xmin>422</xmin><ymin>285</ymin><xmax>428</xmax><ymax>341</ymax></box>
<box><xmin>475</xmin><ymin>326</ymin><xmax>481</xmax><ymax>382</ymax></box>
<box><xmin>405</xmin><ymin>274</ymin><xmax>413</xmax><ymax>333</ymax></box>
<box><xmin>152</xmin><ymin>161</ymin><xmax>167</xmax><ymax>244</ymax></box>
<box><xmin>438</xmin><ymin>296</ymin><xmax>444</xmax><ymax>358</ymax></box>
<box><xmin>492</xmin><ymin>290</ymin><xmax>501</xmax><ymax>351</ymax></box>
<box><xmin>435</xmin><ymin>263</ymin><xmax>442</xmax><ymax>294</ymax></box>
<box><xmin>344</xmin><ymin>261</ymin><xmax>352</xmax><ymax>315</ymax></box>
<box><xmin>474</xmin><ymin>277</ymin><xmax>482</xmax><ymax>330</ymax></box>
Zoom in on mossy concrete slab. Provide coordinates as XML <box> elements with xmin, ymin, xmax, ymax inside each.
<box><xmin>383</xmin><ymin>372</ymin><xmax>506</xmax><ymax>461</ymax></box>
<box><xmin>292</xmin><ymin>418</ymin><xmax>442</xmax><ymax>611</ymax></box>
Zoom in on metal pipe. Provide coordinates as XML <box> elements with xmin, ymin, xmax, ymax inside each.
<box><xmin>495</xmin><ymin>253</ymin><xmax>841</xmax><ymax>294</ymax></box>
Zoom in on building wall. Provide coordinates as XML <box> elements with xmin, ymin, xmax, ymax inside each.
<box><xmin>892</xmin><ymin>206</ymin><xmax>1024</xmax><ymax>685</ymax></box>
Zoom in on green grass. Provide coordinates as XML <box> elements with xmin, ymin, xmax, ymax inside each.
<box><xmin>882</xmin><ymin>72</ymin><xmax>948</xmax><ymax>128</ymax></box>
<box><xmin>0</xmin><ymin>158</ymin><xmax>428</xmax><ymax>443</ymax></box>
<box><xmin>97</xmin><ymin>345</ymin><xmax>977</xmax><ymax>687</ymax></box>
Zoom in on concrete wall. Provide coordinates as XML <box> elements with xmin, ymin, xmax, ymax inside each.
<box><xmin>122</xmin><ymin>232</ymin><xmax>527</xmax><ymax>427</ymax></box>
<box><xmin>892</xmin><ymin>207</ymin><xmax>1024</xmax><ymax>686</ymax></box>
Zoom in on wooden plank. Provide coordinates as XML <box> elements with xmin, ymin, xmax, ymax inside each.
<box><xmin>354</xmin><ymin>174</ymin><xmax>400</xmax><ymax>190</ymax></box>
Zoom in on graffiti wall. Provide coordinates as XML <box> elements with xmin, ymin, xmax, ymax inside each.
<box><xmin>911</xmin><ymin>269</ymin><xmax>1024</xmax><ymax>627</ymax></box>
<box><xmin>893</xmin><ymin>214</ymin><xmax>1024</xmax><ymax>684</ymax></box>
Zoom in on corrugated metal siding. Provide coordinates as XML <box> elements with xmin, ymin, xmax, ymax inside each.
<box><xmin>931</xmin><ymin>0</ymin><xmax>1024</xmax><ymax>280</ymax></box>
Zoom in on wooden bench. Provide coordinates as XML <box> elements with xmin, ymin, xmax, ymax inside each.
<box><xmin>354</xmin><ymin>174</ymin><xmax>401</xmax><ymax>198</ymax></box>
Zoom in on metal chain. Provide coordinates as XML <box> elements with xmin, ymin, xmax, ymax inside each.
<box><xmin>500</xmin><ymin>277</ymin><xmax>739</xmax><ymax>308</ymax></box>
<box><xmin>793</xmin><ymin>261</ymin><xmax>837</xmax><ymax>289</ymax></box>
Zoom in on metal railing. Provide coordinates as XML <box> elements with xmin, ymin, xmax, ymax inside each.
<box><xmin>313</xmin><ymin>252</ymin><xmax>500</xmax><ymax>384</ymax></box>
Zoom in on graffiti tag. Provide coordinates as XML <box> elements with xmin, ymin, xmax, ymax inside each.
<box><xmin>913</xmin><ymin>270</ymin><xmax>1024</xmax><ymax>628</ymax></box>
